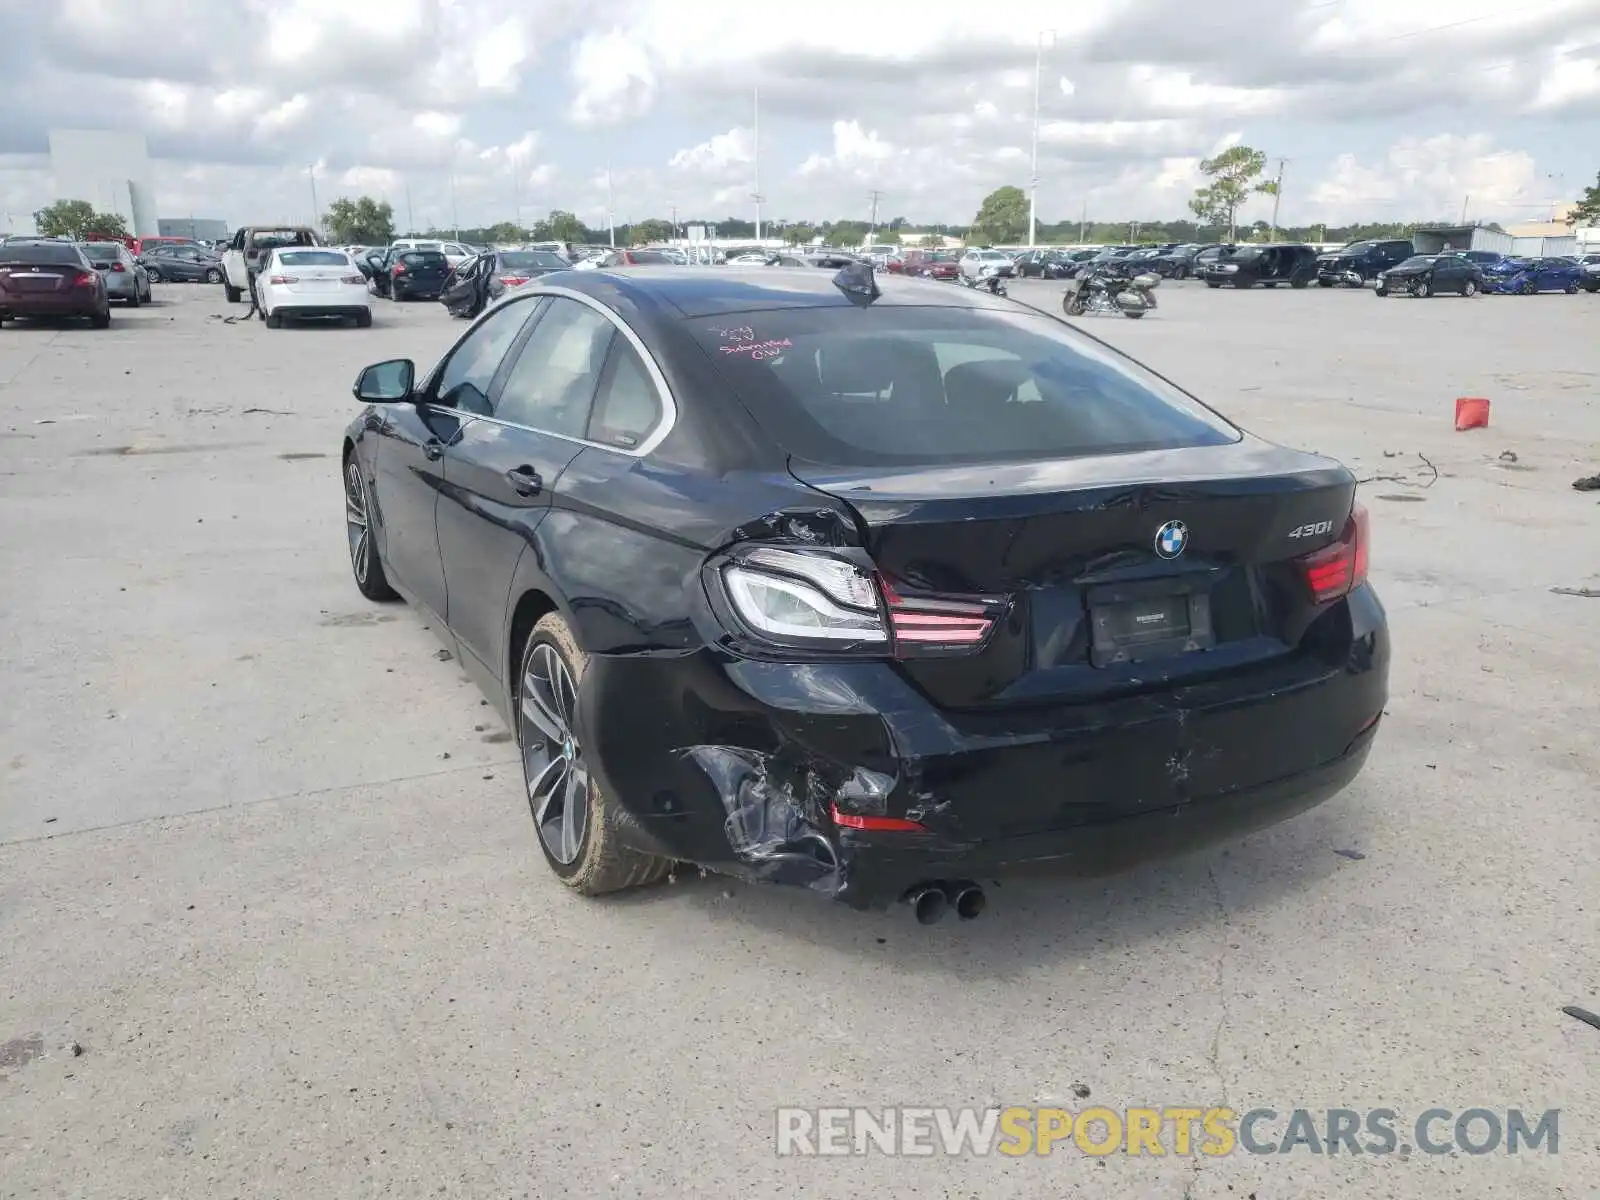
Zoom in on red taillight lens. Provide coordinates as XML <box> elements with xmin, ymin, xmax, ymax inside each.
<box><xmin>392</xmin><ymin>262</ymin><xmax>407</xmax><ymax>274</ymax></box>
<box><xmin>1298</xmin><ymin>504</ymin><xmax>1369</xmax><ymax>603</ymax></box>
<box><xmin>830</xmin><ymin>804</ymin><xmax>925</xmax><ymax>832</ymax></box>
<box><xmin>74</xmin><ymin>271</ymin><xmax>99</xmax><ymax>288</ymax></box>
<box><xmin>341</xmin><ymin>273</ymin><xmax>365</xmax><ymax>284</ymax></box>
<box><xmin>879</xmin><ymin>575</ymin><xmax>1001</xmax><ymax>649</ymax></box>
<box><xmin>498</xmin><ymin>275</ymin><xmax>528</xmax><ymax>286</ymax></box>
<box><xmin>268</xmin><ymin>275</ymin><xmax>297</xmax><ymax>285</ymax></box>
<box><xmin>110</xmin><ymin>262</ymin><xmax>126</xmax><ymax>273</ymax></box>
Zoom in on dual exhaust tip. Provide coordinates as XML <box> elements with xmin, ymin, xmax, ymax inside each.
<box><xmin>905</xmin><ymin>880</ymin><xmax>986</xmax><ymax>924</ymax></box>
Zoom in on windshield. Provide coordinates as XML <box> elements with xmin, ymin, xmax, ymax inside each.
<box><xmin>628</xmin><ymin>250</ymin><xmax>672</xmax><ymax>263</ymax></box>
<box><xmin>499</xmin><ymin>251</ymin><xmax>565</xmax><ymax>269</ymax></box>
<box><xmin>690</xmin><ymin>306</ymin><xmax>1238</xmax><ymax>467</ymax></box>
<box><xmin>278</xmin><ymin>250</ymin><xmax>350</xmax><ymax>266</ymax></box>
<box><xmin>81</xmin><ymin>245</ymin><xmax>122</xmax><ymax>262</ymax></box>
<box><xmin>1</xmin><ymin>243</ymin><xmax>83</xmax><ymax>265</ymax></box>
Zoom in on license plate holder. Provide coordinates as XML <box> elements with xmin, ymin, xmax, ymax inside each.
<box><xmin>1087</xmin><ymin>578</ymin><xmax>1215</xmax><ymax>667</ymax></box>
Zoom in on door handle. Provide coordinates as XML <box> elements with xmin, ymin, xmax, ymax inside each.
<box><xmin>505</xmin><ymin>465</ymin><xmax>543</xmax><ymax>497</ymax></box>
<box><xmin>422</xmin><ymin>439</ymin><xmax>445</xmax><ymax>461</ymax></box>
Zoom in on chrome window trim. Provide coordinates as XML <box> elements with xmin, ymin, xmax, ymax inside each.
<box><xmin>423</xmin><ymin>283</ymin><xmax>678</xmax><ymax>459</ymax></box>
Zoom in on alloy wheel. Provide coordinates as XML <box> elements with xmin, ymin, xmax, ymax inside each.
<box><xmin>519</xmin><ymin>643</ymin><xmax>589</xmax><ymax>865</ymax></box>
<box><xmin>344</xmin><ymin>460</ymin><xmax>371</xmax><ymax>583</ymax></box>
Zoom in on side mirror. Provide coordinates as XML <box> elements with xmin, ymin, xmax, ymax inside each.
<box><xmin>353</xmin><ymin>359</ymin><xmax>414</xmax><ymax>403</ymax></box>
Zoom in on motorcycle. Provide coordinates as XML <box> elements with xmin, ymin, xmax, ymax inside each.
<box><xmin>963</xmin><ymin>264</ymin><xmax>1008</xmax><ymax>296</ymax></box>
<box><xmin>1062</xmin><ymin>264</ymin><xmax>1159</xmax><ymax>319</ymax></box>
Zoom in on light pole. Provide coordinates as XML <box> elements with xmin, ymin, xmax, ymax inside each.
<box><xmin>751</xmin><ymin>86</ymin><xmax>764</xmax><ymax>243</ymax></box>
<box><xmin>307</xmin><ymin>164</ymin><xmax>320</xmax><ymax>232</ymax></box>
<box><xmin>1269</xmin><ymin>159</ymin><xmax>1285</xmax><ymax>242</ymax></box>
<box><xmin>1028</xmin><ymin>29</ymin><xmax>1056</xmax><ymax>248</ymax></box>
<box><xmin>606</xmin><ymin>158</ymin><xmax>616</xmax><ymax>247</ymax></box>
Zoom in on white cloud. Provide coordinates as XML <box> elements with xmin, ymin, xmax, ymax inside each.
<box><xmin>1305</xmin><ymin>133</ymin><xmax>1542</xmax><ymax>223</ymax></box>
<box><xmin>669</xmin><ymin>128</ymin><xmax>754</xmax><ymax>174</ymax></box>
<box><xmin>799</xmin><ymin>121</ymin><xmax>899</xmax><ymax>177</ymax></box>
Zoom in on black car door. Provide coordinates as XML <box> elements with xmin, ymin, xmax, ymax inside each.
<box><xmin>434</xmin><ymin>295</ymin><xmax>618</xmax><ymax>684</ymax></box>
<box><xmin>439</xmin><ymin>255</ymin><xmax>477</xmax><ymax>311</ymax></box>
<box><xmin>373</xmin><ymin>298</ymin><xmax>539</xmax><ymax>622</ymax></box>
<box><xmin>1432</xmin><ymin>257</ymin><xmax>1464</xmax><ymax>293</ymax></box>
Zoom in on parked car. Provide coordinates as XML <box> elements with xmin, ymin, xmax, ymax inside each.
<box><xmin>78</xmin><ymin>240</ymin><xmax>152</xmax><ymax>306</ymax></box>
<box><xmin>253</xmin><ymin>246</ymin><xmax>371</xmax><ymax>327</ymax></box>
<box><xmin>141</xmin><ymin>244</ymin><xmax>224</xmax><ymax>284</ymax></box>
<box><xmin>1575</xmin><ymin>253</ymin><xmax>1600</xmax><ymax>292</ymax></box>
<box><xmin>386</xmin><ymin>248</ymin><xmax>452</xmax><ymax>300</ymax></box>
<box><xmin>337</xmin><ymin>266</ymin><xmax>1387</xmax><ymax>917</ymax></box>
<box><xmin>1055</xmin><ymin>250</ymin><xmax>1106</xmax><ymax>279</ymax></box>
<box><xmin>440</xmin><ymin>249</ymin><xmax>572</xmax><ymax>317</ymax></box>
<box><xmin>958</xmin><ymin>248</ymin><xmax>1016</xmax><ymax>284</ymax></box>
<box><xmin>1315</xmin><ymin>239</ymin><xmax>1413</xmax><ymax>287</ymax></box>
<box><xmin>1482</xmin><ymin>256</ymin><xmax>1586</xmax><ymax>295</ymax></box>
<box><xmin>1150</xmin><ymin>244</ymin><xmax>1218</xmax><ymax>279</ymax></box>
<box><xmin>1451</xmin><ymin>250</ymin><xmax>1505</xmax><ymax>268</ymax></box>
<box><xmin>1375</xmin><ymin>255</ymin><xmax>1485</xmax><ymax>298</ymax></box>
<box><xmin>391</xmin><ymin>238</ymin><xmax>475</xmax><ymax>268</ymax></box>
<box><xmin>223</xmin><ymin>226</ymin><xmax>321</xmax><ymax>303</ymax></box>
<box><xmin>1198</xmin><ymin>244</ymin><xmax>1318</xmax><ymax>288</ymax></box>
<box><xmin>1012</xmin><ymin>249</ymin><xmax>1073</xmax><ymax>279</ymax></box>
<box><xmin>0</xmin><ymin>239</ymin><xmax>111</xmax><ymax>327</ymax></box>
<box><xmin>897</xmin><ymin>249</ymin><xmax>961</xmax><ymax>280</ymax></box>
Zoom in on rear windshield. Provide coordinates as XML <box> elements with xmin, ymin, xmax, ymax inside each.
<box><xmin>251</xmin><ymin>231</ymin><xmax>314</xmax><ymax>249</ymax></box>
<box><xmin>1</xmin><ymin>243</ymin><xmax>83</xmax><ymax>265</ymax></box>
<box><xmin>499</xmin><ymin>251</ymin><xmax>565</xmax><ymax>269</ymax></box>
<box><xmin>403</xmin><ymin>241</ymin><xmax>442</xmax><ymax>252</ymax></box>
<box><xmin>278</xmin><ymin>250</ymin><xmax>349</xmax><ymax>266</ymax></box>
<box><xmin>400</xmin><ymin>251</ymin><xmax>446</xmax><ymax>265</ymax></box>
<box><xmin>82</xmin><ymin>245</ymin><xmax>122</xmax><ymax>261</ymax></box>
<box><xmin>1396</xmin><ymin>256</ymin><xmax>1435</xmax><ymax>269</ymax></box>
<box><xmin>692</xmin><ymin>306</ymin><xmax>1239</xmax><ymax>466</ymax></box>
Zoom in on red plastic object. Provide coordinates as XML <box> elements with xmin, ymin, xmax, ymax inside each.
<box><xmin>1455</xmin><ymin>397</ymin><xmax>1490</xmax><ymax>430</ymax></box>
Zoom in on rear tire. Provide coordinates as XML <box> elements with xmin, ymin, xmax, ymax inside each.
<box><xmin>516</xmin><ymin>612</ymin><xmax>674</xmax><ymax>896</ymax></box>
<box><xmin>356</xmin><ymin>310</ymin><xmax>372</xmax><ymax>328</ymax></box>
<box><xmin>90</xmin><ymin>310</ymin><xmax>110</xmax><ymax>329</ymax></box>
<box><xmin>224</xmin><ymin>283</ymin><xmax>241</xmax><ymax>303</ymax></box>
<box><xmin>265</xmin><ymin>309</ymin><xmax>282</xmax><ymax>328</ymax></box>
<box><xmin>1317</xmin><ymin>279</ymin><xmax>1334</xmax><ymax>288</ymax></box>
<box><xmin>146</xmin><ymin>267</ymin><xmax>164</xmax><ymax>283</ymax></box>
<box><xmin>1122</xmin><ymin>309</ymin><xmax>1146</xmax><ymax>319</ymax></box>
<box><xmin>126</xmin><ymin>288</ymin><xmax>141</xmax><ymax>308</ymax></box>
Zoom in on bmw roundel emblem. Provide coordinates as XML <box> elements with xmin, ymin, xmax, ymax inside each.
<box><xmin>1154</xmin><ymin>520</ymin><xmax>1188</xmax><ymax>559</ymax></box>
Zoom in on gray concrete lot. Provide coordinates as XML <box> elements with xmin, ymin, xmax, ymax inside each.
<box><xmin>2</xmin><ymin>277</ymin><xmax>1598</xmax><ymax>1198</ymax></box>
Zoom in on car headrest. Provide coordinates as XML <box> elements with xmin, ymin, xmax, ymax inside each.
<box><xmin>944</xmin><ymin>358</ymin><xmax>1032</xmax><ymax>411</ymax></box>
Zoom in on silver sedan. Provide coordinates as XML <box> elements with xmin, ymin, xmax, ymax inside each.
<box><xmin>78</xmin><ymin>242</ymin><xmax>152</xmax><ymax>307</ymax></box>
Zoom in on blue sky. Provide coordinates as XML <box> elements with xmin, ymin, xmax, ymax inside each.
<box><xmin>1</xmin><ymin>0</ymin><xmax>1597</xmax><ymax>234</ymax></box>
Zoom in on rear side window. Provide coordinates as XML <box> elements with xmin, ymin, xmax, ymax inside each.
<box><xmin>587</xmin><ymin>341</ymin><xmax>663</xmax><ymax>450</ymax></box>
<box><xmin>82</xmin><ymin>246</ymin><xmax>121</xmax><ymax>262</ymax></box>
<box><xmin>691</xmin><ymin>307</ymin><xmax>1238</xmax><ymax>466</ymax></box>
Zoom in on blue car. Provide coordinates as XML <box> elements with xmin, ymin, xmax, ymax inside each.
<box><xmin>1483</xmin><ymin>256</ymin><xmax>1584</xmax><ymax>295</ymax></box>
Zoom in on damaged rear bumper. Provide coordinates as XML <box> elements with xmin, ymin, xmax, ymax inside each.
<box><xmin>578</xmin><ymin>593</ymin><xmax>1388</xmax><ymax>911</ymax></box>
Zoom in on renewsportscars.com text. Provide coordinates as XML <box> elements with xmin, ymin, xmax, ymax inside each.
<box><xmin>775</xmin><ymin>1106</ymin><xmax>1559</xmax><ymax>1158</ymax></box>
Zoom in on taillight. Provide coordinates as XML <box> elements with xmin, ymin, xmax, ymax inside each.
<box><xmin>498</xmin><ymin>275</ymin><xmax>528</xmax><ymax>286</ymax></box>
<box><xmin>878</xmin><ymin>575</ymin><xmax>999</xmax><ymax>647</ymax></box>
<box><xmin>110</xmin><ymin>262</ymin><xmax>126</xmax><ymax>273</ymax></box>
<box><xmin>268</xmin><ymin>275</ymin><xmax>298</xmax><ymax>285</ymax></box>
<box><xmin>341</xmin><ymin>273</ymin><xmax>365</xmax><ymax>284</ymax></box>
<box><xmin>392</xmin><ymin>262</ymin><xmax>407</xmax><ymax>274</ymax></box>
<box><xmin>713</xmin><ymin>547</ymin><xmax>1006</xmax><ymax>656</ymax></box>
<box><xmin>1298</xmin><ymin>504</ymin><xmax>1369</xmax><ymax>603</ymax></box>
<box><xmin>74</xmin><ymin>271</ymin><xmax>99</xmax><ymax>288</ymax></box>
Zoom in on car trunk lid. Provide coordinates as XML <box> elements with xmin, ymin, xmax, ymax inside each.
<box><xmin>789</xmin><ymin>439</ymin><xmax>1357</xmax><ymax>711</ymax></box>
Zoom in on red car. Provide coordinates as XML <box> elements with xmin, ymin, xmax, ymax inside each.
<box><xmin>0</xmin><ymin>240</ymin><xmax>111</xmax><ymax>327</ymax></box>
<box><xmin>898</xmin><ymin>249</ymin><xmax>961</xmax><ymax>280</ymax></box>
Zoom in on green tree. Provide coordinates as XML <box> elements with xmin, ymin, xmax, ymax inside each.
<box><xmin>631</xmin><ymin>218</ymin><xmax>673</xmax><ymax>244</ymax></box>
<box><xmin>1187</xmin><ymin>146</ymin><xmax>1271</xmax><ymax>242</ymax></box>
<box><xmin>545</xmin><ymin>210</ymin><xmax>587</xmax><ymax>244</ymax></box>
<box><xmin>322</xmin><ymin>196</ymin><xmax>395</xmax><ymax>244</ymax></box>
<box><xmin>1570</xmin><ymin>171</ymin><xmax>1600</xmax><ymax>226</ymax></box>
<box><xmin>785</xmin><ymin>224</ymin><xmax>818</xmax><ymax>245</ymax></box>
<box><xmin>33</xmin><ymin>199</ymin><xmax>129</xmax><ymax>241</ymax></box>
<box><xmin>971</xmin><ymin>185</ymin><xmax>1028</xmax><ymax>244</ymax></box>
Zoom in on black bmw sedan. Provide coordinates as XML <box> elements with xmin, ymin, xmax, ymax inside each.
<box><xmin>340</xmin><ymin>266</ymin><xmax>1387</xmax><ymax>918</ymax></box>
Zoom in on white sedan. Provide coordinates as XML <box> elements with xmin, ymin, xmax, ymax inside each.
<box><xmin>255</xmin><ymin>247</ymin><xmax>372</xmax><ymax>328</ymax></box>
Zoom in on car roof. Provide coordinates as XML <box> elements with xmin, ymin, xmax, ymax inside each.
<box><xmin>541</xmin><ymin>265</ymin><xmax>1024</xmax><ymax>319</ymax></box>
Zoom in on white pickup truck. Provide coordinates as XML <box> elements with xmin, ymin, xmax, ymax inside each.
<box><xmin>221</xmin><ymin>226</ymin><xmax>322</xmax><ymax>303</ymax></box>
